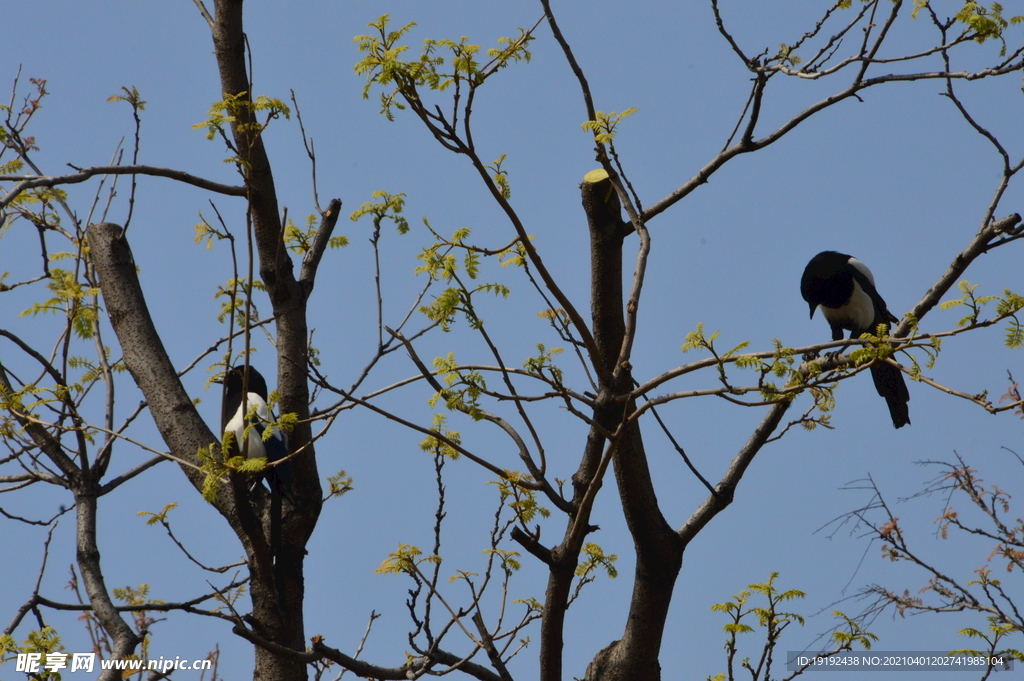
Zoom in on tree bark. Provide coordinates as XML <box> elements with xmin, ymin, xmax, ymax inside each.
<box><xmin>578</xmin><ymin>172</ymin><xmax>684</xmax><ymax>681</ymax></box>
<box><xmin>208</xmin><ymin>2</ymin><xmax>324</xmax><ymax>678</ymax></box>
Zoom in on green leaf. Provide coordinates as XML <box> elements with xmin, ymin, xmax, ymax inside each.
<box><xmin>581</xmin><ymin>108</ymin><xmax>639</xmax><ymax>144</ymax></box>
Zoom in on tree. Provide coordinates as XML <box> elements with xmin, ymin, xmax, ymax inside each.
<box><xmin>823</xmin><ymin>374</ymin><xmax>1024</xmax><ymax>680</ymax></box>
<box><xmin>1</xmin><ymin>2</ymin><xmax>1023</xmax><ymax>680</ymax></box>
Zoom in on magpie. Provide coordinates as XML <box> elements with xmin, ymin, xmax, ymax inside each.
<box><xmin>216</xmin><ymin>364</ymin><xmax>297</xmax><ymax>602</ymax></box>
<box><xmin>216</xmin><ymin>364</ymin><xmax>294</xmax><ymax>502</ymax></box>
<box><xmin>218</xmin><ymin>365</ymin><xmax>289</xmax><ymax>468</ymax></box>
<box><xmin>800</xmin><ymin>251</ymin><xmax>910</xmax><ymax>429</ymax></box>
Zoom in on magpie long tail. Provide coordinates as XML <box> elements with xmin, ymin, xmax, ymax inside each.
<box><xmin>870</xmin><ymin>361</ymin><xmax>910</xmax><ymax>429</ymax></box>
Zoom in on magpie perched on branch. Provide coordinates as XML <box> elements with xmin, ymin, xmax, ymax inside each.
<box><xmin>216</xmin><ymin>364</ymin><xmax>295</xmax><ymax>599</ymax></box>
<box><xmin>217</xmin><ymin>365</ymin><xmax>292</xmax><ymax>479</ymax></box>
<box><xmin>216</xmin><ymin>364</ymin><xmax>295</xmax><ymax>508</ymax></box>
<box><xmin>800</xmin><ymin>251</ymin><xmax>911</xmax><ymax>429</ymax></box>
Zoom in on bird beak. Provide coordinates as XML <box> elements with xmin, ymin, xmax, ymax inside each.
<box><xmin>808</xmin><ymin>302</ymin><xmax>817</xmax><ymax>319</ymax></box>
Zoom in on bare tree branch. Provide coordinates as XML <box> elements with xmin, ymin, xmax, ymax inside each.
<box><xmin>0</xmin><ymin>165</ymin><xmax>245</xmax><ymax>210</ymax></box>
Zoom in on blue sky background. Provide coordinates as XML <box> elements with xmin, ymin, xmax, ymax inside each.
<box><xmin>2</xmin><ymin>2</ymin><xmax>1023</xmax><ymax>679</ymax></box>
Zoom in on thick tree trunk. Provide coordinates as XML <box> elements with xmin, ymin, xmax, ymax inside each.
<box><xmin>578</xmin><ymin>172</ymin><xmax>684</xmax><ymax>681</ymax></box>
<box><xmin>207</xmin><ymin>3</ymin><xmax>323</xmax><ymax>679</ymax></box>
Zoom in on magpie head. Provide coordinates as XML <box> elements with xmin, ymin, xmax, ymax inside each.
<box><xmin>215</xmin><ymin>365</ymin><xmax>270</xmax><ymax>402</ymax></box>
<box><xmin>801</xmin><ymin>250</ymin><xmax>855</xmax><ymax>312</ymax></box>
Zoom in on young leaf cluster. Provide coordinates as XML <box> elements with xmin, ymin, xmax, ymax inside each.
<box><xmin>213</xmin><ymin>276</ymin><xmax>265</xmax><ymax>326</ymax></box>
<box><xmin>682</xmin><ymin>324</ymin><xmax>799</xmax><ymax>401</ymax></box>
<box><xmin>576</xmin><ymin>542</ymin><xmax>618</xmax><ymax>580</ymax></box>
<box><xmin>952</xmin><ymin>616</ymin><xmax>1024</xmax><ymax>667</ymax></box>
<box><xmin>285</xmin><ymin>213</ymin><xmax>348</xmax><ymax>255</ymax></box>
<box><xmin>326</xmin><ymin>469</ymin><xmax>355</xmax><ymax>500</ymax></box>
<box><xmin>4</xmin><ymin>186</ymin><xmax>68</xmax><ymax>232</ymax></box>
<box><xmin>193</xmin><ymin>92</ymin><xmax>290</xmax><ymax>164</ymax></box>
<box><xmin>195</xmin><ymin>396</ymin><xmax>295</xmax><ymax>502</ymax></box>
<box><xmin>375</xmin><ymin>543</ymin><xmax>441</xmax><ymax>577</ymax></box>
<box><xmin>20</xmin><ymin>268</ymin><xmax>101</xmax><ymax>340</ymax></box>
<box><xmin>940</xmin><ymin>280</ymin><xmax>1023</xmax><ymax>347</ymax></box>
<box><xmin>430</xmin><ymin>352</ymin><xmax>487</xmax><ymax>420</ymax></box>
<box><xmin>137</xmin><ymin>502</ymin><xmax>179</xmax><ymax>526</ymax></box>
<box><xmin>581</xmin><ymin>108</ymin><xmax>639</xmax><ymax>145</ymax></box>
<box><xmin>415</xmin><ymin>223</ymin><xmax>511</xmax><ymax>332</ymax></box>
<box><xmin>523</xmin><ymin>343</ymin><xmax>564</xmax><ymax>385</ymax></box>
<box><xmin>707</xmin><ymin>573</ymin><xmax>876</xmax><ymax>681</ymax></box>
<box><xmin>952</xmin><ymin>1</ymin><xmax>1024</xmax><ymax>54</ymax></box>
<box><xmin>491</xmin><ymin>471</ymin><xmax>551</xmax><ymax>529</ymax></box>
<box><xmin>354</xmin><ymin>15</ymin><xmax>534</xmax><ymax>121</ymax></box>
<box><xmin>486</xmin><ymin>154</ymin><xmax>512</xmax><ymax>200</ymax></box>
<box><xmin>0</xmin><ymin>627</ymin><xmax>65</xmax><ymax>681</ymax></box>
<box><xmin>419</xmin><ymin>413</ymin><xmax>462</xmax><ymax>460</ymax></box>
<box><xmin>194</xmin><ymin>214</ymin><xmax>231</xmax><ymax>250</ymax></box>
<box><xmin>107</xmin><ymin>85</ymin><xmax>147</xmax><ymax>110</ymax></box>
<box><xmin>349</xmin><ymin>190</ymin><xmax>409</xmax><ymax>235</ymax></box>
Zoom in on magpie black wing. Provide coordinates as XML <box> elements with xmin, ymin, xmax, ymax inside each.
<box><xmin>253</xmin><ymin>415</ymin><xmax>296</xmax><ymax>505</ymax></box>
<box><xmin>251</xmin><ymin>418</ymin><xmax>286</xmax><ymax>462</ymax></box>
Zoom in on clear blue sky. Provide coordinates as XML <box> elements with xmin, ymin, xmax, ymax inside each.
<box><xmin>2</xmin><ymin>2</ymin><xmax>1022</xmax><ymax>679</ymax></box>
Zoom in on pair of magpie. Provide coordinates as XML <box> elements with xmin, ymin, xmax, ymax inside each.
<box><xmin>801</xmin><ymin>251</ymin><xmax>910</xmax><ymax>429</ymax></box>
<box><xmin>214</xmin><ymin>257</ymin><xmax>909</xmax><ymax>458</ymax></box>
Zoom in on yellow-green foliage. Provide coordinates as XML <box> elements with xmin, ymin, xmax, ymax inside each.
<box><xmin>941</xmin><ymin>280</ymin><xmax>1023</xmax><ymax>347</ymax></box>
<box><xmin>193</xmin><ymin>214</ymin><xmax>230</xmax><ymax>250</ymax></box>
<box><xmin>354</xmin><ymin>14</ymin><xmax>534</xmax><ymax>121</ymax></box>
<box><xmin>196</xmin><ymin>402</ymin><xmax>295</xmax><ymax>502</ymax></box>
<box><xmin>523</xmin><ymin>343</ymin><xmax>564</xmax><ymax>384</ymax></box>
<box><xmin>997</xmin><ymin>291</ymin><xmax>1024</xmax><ymax>348</ymax></box>
<box><xmin>911</xmin><ymin>1</ymin><xmax>1024</xmax><ymax>54</ymax></box>
<box><xmin>20</xmin><ymin>269</ymin><xmax>100</xmax><ymax>340</ymax></box>
<box><xmin>581</xmin><ymin>108</ymin><xmax>639</xmax><ymax>145</ymax></box>
<box><xmin>107</xmin><ymin>85</ymin><xmax>146</xmax><ymax>110</ymax></box>
<box><xmin>577</xmin><ymin>542</ymin><xmax>618</xmax><ymax>579</ymax></box>
<box><xmin>706</xmin><ymin>573</ymin><xmax>876</xmax><ymax>681</ymax></box>
<box><xmin>326</xmin><ymin>470</ymin><xmax>355</xmax><ymax>499</ymax></box>
<box><xmin>196</xmin><ymin>444</ymin><xmax>225</xmax><ymax>502</ymax></box>
<box><xmin>350</xmin><ymin>190</ymin><xmax>409</xmax><ymax>234</ymax></box>
<box><xmin>0</xmin><ymin>627</ymin><xmax>65</xmax><ymax>681</ymax></box>
<box><xmin>376</xmin><ymin>543</ymin><xmax>441</xmax><ymax>576</ymax></box>
<box><xmin>419</xmin><ymin>413</ymin><xmax>462</xmax><ymax>459</ymax></box>
<box><xmin>682</xmin><ymin>325</ymin><xmax>799</xmax><ymax>402</ymax></box>
<box><xmin>487</xmin><ymin>154</ymin><xmax>512</xmax><ymax>199</ymax></box>
<box><xmin>213</xmin><ymin>276</ymin><xmax>265</xmax><ymax>326</ymax></box>
<box><xmin>490</xmin><ymin>471</ymin><xmax>551</xmax><ymax>526</ymax></box>
<box><xmin>193</xmin><ymin>91</ymin><xmax>290</xmax><ymax>164</ymax></box>
<box><xmin>285</xmin><ymin>213</ymin><xmax>349</xmax><ymax>255</ymax></box>
<box><xmin>941</xmin><ymin>280</ymin><xmax>999</xmax><ymax>327</ymax></box>
<box><xmin>482</xmin><ymin>547</ymin><xmax>522</xmax><ymax>572</ymax></box>
<box><xmin>137</xmin><ymin>502</ymin><xmax>179</xmax><ymax>526</ymax></box>
<box><xmin>429</xmin><ymin>353</ymin><xmax>487</xmax><ymax>419</ymax></box>
<box><xmin>956</xmin><ymin>2</ymin><xmax>1024</xmax><ymax>52</ymax></box>
<box><xmin>113</xmin><ymin>583</ymin><xmax>162</xmax><ymax>608</ymax></box>
<box><xmin>951</xmin><ymin>613</ymin><xmax>1024</xmax><ymax>664</ymax></box>
<box><xmin>414</xmin><ymin>221</ymin><xmax>512</xmax><ymax>332</ymax></box>
<box><xmin>194</xmin><ymin>91</ymin><xmax>290</xmax><ymax>140</ymax></box>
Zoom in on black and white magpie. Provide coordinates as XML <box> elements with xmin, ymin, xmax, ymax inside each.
<box><xmin>216</xmin><ymin>364</ymin><xmax>296</xmax><ymax>601</ymax></box>
<box><xmin>216</xmin><ymin>364</ymin><xmax>294</xmax><ymax>500</ymax></box>
<box><xmin>800</xmin><ymin>251</ymin><xmax>910</xmax><ymax>429</ymax></box>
